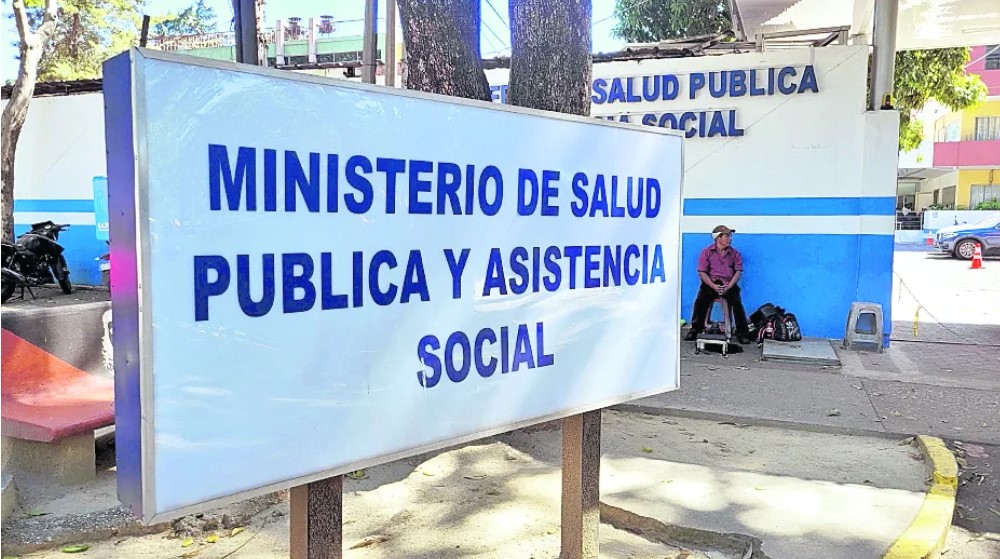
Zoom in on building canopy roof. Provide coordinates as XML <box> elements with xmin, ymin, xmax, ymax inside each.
<box><xmin>734</xmin><ymin>0</ymin><xmax>1000</xmax><ymax>49</ymax></box>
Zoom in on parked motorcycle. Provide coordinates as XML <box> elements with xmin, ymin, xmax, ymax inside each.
<box><xmin>1</xmin><ymin>221</ymin><xmax>73</xmax><ymax>303</ymax></box>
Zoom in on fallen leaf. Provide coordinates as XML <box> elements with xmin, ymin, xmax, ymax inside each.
<box><xmin>25</xmin><ymin>510</ymin><xmax>50</xmax><ymax>517</ymax></box>
<box><xmin>964</xmin><ymin>444</ymin><xmax>988</xmax><ymax>459</ymax></box>
<box><xmin>180</xmin><ymin>550</ymin><xmax>202</xmax><ymax>558</ymax></box>
<box><xmin>181</xmin><ymin>538</ymin><xmax>194</xmax><ymax>547</ymax></box>
<box><xmin>897</xmin><ymin>437</ymin><xmax>915</xmax><ymax>446</ymax></box>
<box><xmin>486</xmin><ymin>489</ymin><xmax>501</xmax><ymax>496</ymax></box>
<box><xmin>462</xmin><ymin>474</ymin><xmax>488</xmax><ymax>480</ymax></box>
<box><xmin>61</xmin><ymin>545</ymin><xmax>90</xmax><ymax>554</ymax></box>
<box><xmin>956</xmin><ymin>457</ymin><xmax>969</xmax><ymax>468</ymax></box>
<box><xmin>205</xmin><ymin>534</ymin><xmax>219</xmax><ymax>544</ymax></box>
<box><xmin>346</xmin><ymin>470</ymin><xmax>367</xmax><ymax>480</ymax></box>
<box><xmin>641</xmin><ymin>447</ymin><xmax>653</xmax><ymax>453</ymax></box>
<box><xmin>229</xmin><ymin>527</ymin><xmax>245</xmax><ymax>537</ymax></box>
<box><xmin>545</xmin><ymin>528</ymin><xmax>558</xmax><ymax>535</ymax></box>
<box><xmin>350</xmin><ymin>535</ymin><xmax>389</xmax><ymax>549</ymax></box>
<box><xmin>422</xmin><ymin>471</ymin><xmax>434</xmax><ymax>477</ymax></box>
<box><xmin>828</xmin><ymin>409</ymin><xmax>841</xmax><ymax>417</ymax></box>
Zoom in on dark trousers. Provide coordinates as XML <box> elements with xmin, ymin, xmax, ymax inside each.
<box><xmin>690</xmin><ymin>282</ymin><xmax>750</xmax><ymax>335</ymax></box>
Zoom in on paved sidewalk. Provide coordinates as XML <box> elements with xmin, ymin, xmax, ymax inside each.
<box><xmin>617</xmin><ymin>346</ymin><xmax>1000</xmax><ymax>447</ymax></box>
<box><xmin>849</xmin><ymin>338</ymin><xmax>1000</xmax><ymax>392</ymax></box>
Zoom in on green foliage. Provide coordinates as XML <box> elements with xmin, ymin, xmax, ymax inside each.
<box><xmin>22</xmin><ymin>0</ymin><xmax>145</xmax><ymax>81</ymax></box>
<box><xmin>894</xmin><ymin>48</ymin><xmax>987</xmax><ymax>152</ymax></box>
<box><xmin>612</xmin><ymin>0</ymin><xmax>731</xmax><ymax>42</ymax></box>
<box><xmin>975</xmin><ymin>199</ymin><xmax>1000</xmax><ymax>210</ymax></box>
<box><xmin>152</xmin><ymin>0</ymin><xmax>217</xmax><ymax>37</ymax></box>
<box><xmin>17</xmin><ymin>0</ymin><xmax>218</xmax><ymax>81</ymax></box>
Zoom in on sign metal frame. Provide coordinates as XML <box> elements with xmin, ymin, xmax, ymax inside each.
<box><xmin>104</xmin><ymin>47</ymin><xmax>684</xmax><ymax>523</ymax></box>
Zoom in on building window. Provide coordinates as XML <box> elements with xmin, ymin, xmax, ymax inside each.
<box><xmin>974</xmin><ymin>116</ymin><xmax>1000</xmax><ymax>141</ymax></box>
<box><xmin>986</xmin><ymin>45</ymin><xmax>1000</xmax><ymax>71</ymax></box>
<box><xmin>945</xmin><ymin>121</ymin><xmax>960</xmax><ymax>142</ymax></box>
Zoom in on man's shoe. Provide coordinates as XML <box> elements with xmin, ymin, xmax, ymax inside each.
<box><xmin>683</xmin><ymin>330</ymin><xmax>699</xmax><ymax>342</ymax></box>
<box><xmin>737</xmin><ymin>334</ymin><xmax>753</xmax><ymax>345</ymax></box>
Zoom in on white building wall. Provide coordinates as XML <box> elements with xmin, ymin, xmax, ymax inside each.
<box><xmin>6</xmin><ymin>46</ymin><xmax>900</xmax><ymax>340</ymax></box>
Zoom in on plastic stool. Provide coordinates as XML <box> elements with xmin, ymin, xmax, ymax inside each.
<box><xmin>843</xmin><ymin>301</ymin><xmax>884</xmax><ymax>353</ymax></box>
<box><xmin>696</xmin><ymin>299</ymin><xmax>733</xmax><ymax>356</ymax></box>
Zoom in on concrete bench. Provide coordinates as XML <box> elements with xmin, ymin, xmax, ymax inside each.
<box><xmin>1</xmin><ymin>329</ymin><xmax>114</xmax><ymax>484</ymax></box>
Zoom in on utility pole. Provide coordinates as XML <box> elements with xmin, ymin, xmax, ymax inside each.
<box><xmin>869</xmin><ymin>0</ymin><xmax>899</xmax><ymax>110</ymax></box>
<box><xmin>361</xmin><ymin>0</ymin><xmax>379</xmax><ymax>84</ymax></box>
<box><xmin>233</xmin><ymin>0</ymin><xmax>266</xmax><ymax>66</ymax></box>
<box><xmin>385</xmin><ymin>0</ymin><xmax>397</xmax><ymax>87</ymax></box>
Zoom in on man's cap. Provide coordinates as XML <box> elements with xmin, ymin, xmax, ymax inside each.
<box><xmin>712</xmin><ymin>225</ymin><xmax>735</xmax><ymax>238</ymax></box>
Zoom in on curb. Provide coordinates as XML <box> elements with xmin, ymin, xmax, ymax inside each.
<box><xmin>882</xmin><ymin>436</ymin><xmax>958</xmax><ymax>559</ymax></box>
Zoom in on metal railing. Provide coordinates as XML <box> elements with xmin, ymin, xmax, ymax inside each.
<box><xmin>148</xmin><ymin>16</ymin><xmax>382</xmax><ymax>54</ymax></box>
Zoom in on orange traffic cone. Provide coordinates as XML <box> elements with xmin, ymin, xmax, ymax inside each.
<box><xmin>971</xmin><ymin>243</ymin><xmax>984</xmax><ymax>269</ymax></box>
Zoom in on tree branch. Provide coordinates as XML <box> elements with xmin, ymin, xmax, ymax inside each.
<box><xmin>39</xmin><ymin>0</ymin><xmax>60</xmax><ymax>39</ymax></box>
<box><xmin>11</xmin><ymin>0</ymin><xmax>35</xmax><ymax>49</ymax></box>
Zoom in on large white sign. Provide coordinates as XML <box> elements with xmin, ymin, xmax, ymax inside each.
<box><xmin>104</xmin><ymin>49</ymin><xmax>683</xmax><ymax>522</ymax></box>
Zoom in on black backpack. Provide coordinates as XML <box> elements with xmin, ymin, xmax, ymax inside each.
<box><xmin>749</xmin><ymin>303</ymin><xmax>782</xmax><ymax>333</ymax></box>
<box><xmin>773</xmin><ymin>313</ymin><xmax>802</xmax><ymax>342</ymax></box>
<box><xmin>751</xmin><ymin>304</ymin><xmax>802</xmax><ymax>343</ymax></box>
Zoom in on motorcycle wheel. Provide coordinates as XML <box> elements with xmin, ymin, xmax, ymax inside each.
<box><xmin>54</xmin><ymin>256</ymin><xmax>73</xmax><ymax>294</ymax></box>
<box><xmin>1</xmin><ymin>275</ymin><xmax>14</xmax><ymax>303</ymax></box>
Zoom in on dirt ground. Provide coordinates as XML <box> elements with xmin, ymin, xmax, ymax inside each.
<box><xmin>5</xmin><ymin>411</ymin><xmax>947</xmax><ymax>559</ymax></box>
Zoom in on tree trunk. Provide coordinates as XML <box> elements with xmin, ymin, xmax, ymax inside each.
<box><xmin>1</xmin><ymin>0</ymin><xmax>58</xmax><ymax>241</ymax></box>
<box><xmin>508</xmin><ymin>0</ymin><xmax>592</xmax><ymax>116</ymax></box>
<box><xmin>507</xmin><ymin>4</ymin><xmax>596</xmax><ymax>558</ymax></box>
<box><xmin>396</xmin><ymin>0</ymin><xmax>491</xmax><ymax>101</ymax></box>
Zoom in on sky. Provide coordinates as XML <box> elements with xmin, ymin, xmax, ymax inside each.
<box><xmin>1</xmin><ymin>0</ymin><xmax>625</xmax><ymax>82</ymax></box>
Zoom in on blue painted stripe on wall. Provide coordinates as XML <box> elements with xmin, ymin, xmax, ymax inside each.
<box><xmin>681</xmin><ymin>232</ymin><xmax>893</xmax><ymax>342</ymax></box>
<box><xmin>14</xmin><ymin>199</ymin><xmax>95</xmax><ymax>212</ymax></box>
<box><xmin>683</xmin><ymin>197</ymin><xmax>897</xmax><ymax>216</ymax></box>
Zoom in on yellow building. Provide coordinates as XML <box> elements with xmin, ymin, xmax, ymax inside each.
<box><xmin>919</xmin><ymin>98</ymin><xmax>1000</xmax><ymax>209</ymax></box>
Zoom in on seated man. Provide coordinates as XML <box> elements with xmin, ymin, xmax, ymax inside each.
<box><xmin>684</xmin><ymin>225</ymin><xmax>752</xmax><ymax>344</ymax></box>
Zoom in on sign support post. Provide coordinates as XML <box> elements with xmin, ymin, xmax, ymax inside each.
<box><xmin>290</xmin><ymin>476</ymin><xmax>344</xmax><ymax>559</ymax></box>
<box><xmin>561</xmin><ymin>409</ymin><xmax>601</xmax><ymax>559</ymax></box>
